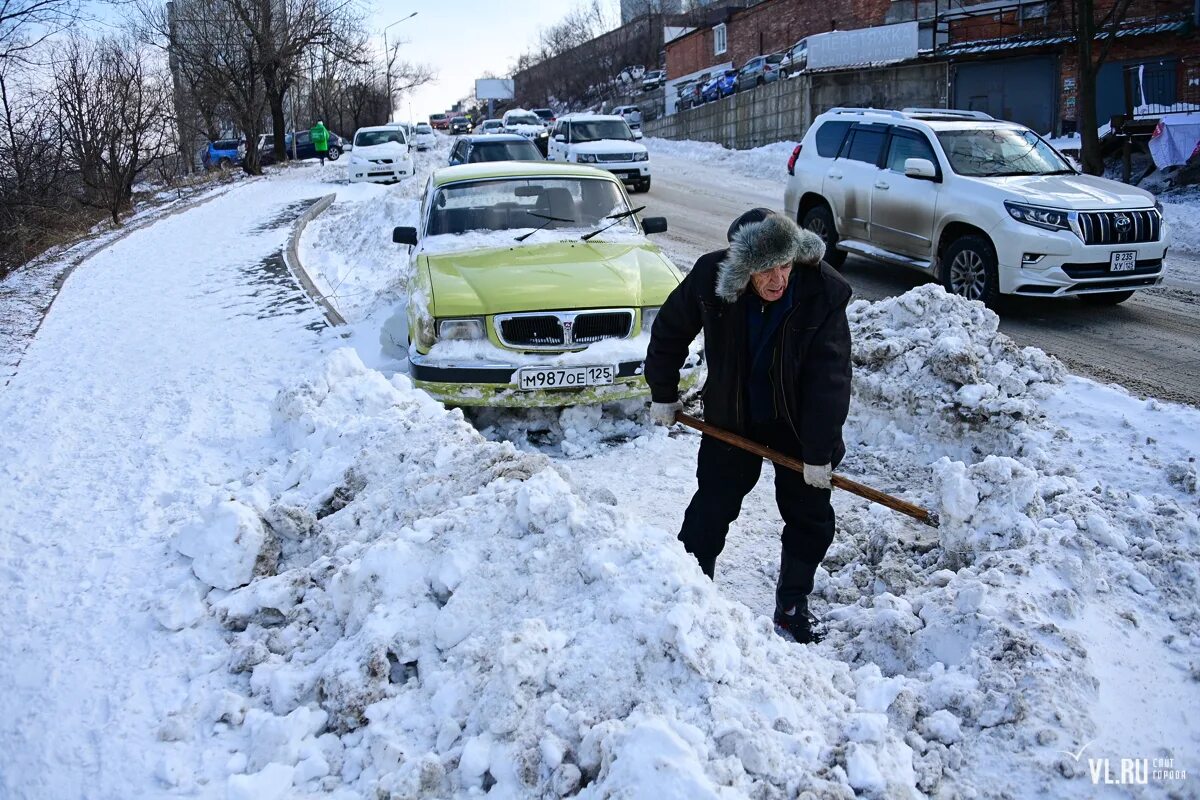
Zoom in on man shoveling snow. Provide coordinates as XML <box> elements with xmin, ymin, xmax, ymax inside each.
<box><xmin>644</xmin><ymin>208</ymin><xmax>852</xmax><ymax>644</ymax></box>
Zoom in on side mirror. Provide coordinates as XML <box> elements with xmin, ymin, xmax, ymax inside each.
<box><xmin>392</xmin><ymin>226</ymin><xmax>418</xmax><ymax>245</ymax></box>
<box><xmin>642</xmin><ymin>216</ymin><xmax>667</xmax><ymax>234</ymax></box>
<box><xmin>904</xmin><ymin>158</ymin><xmax>938</xmax><ymax>181</ymax></box>
<box><xmin>632</xmin><ymin>130</ymin><xmax>643</xmax><ymax>140</ymax></box>
<box><xmin>554</xmin><ymin>134</ymin><xmax>566</xmax><ymax>143</ymax></box>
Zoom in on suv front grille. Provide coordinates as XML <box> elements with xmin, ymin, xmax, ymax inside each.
<box><xmin>1078</xmin><ymin>210</ymin><xmax>1161</xmax><ymax>245</ymax></box>
<box><xmin>600</xmin><ymin>153</ymin><xmax>634</xmax><ymax>162</ymax></box>
<box><xmin>496</xmin><ymin>310</ymin><xmax>634</xmax><ymax>349</ymax></box>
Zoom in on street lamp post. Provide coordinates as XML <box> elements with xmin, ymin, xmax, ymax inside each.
<box><xmin>382</xmin><ymin>12</ymin><xmax>418</xmax><ymax>123</ymax></box>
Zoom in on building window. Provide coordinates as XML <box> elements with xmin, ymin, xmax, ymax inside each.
<box><xmin>714</xmin><ymin>23</ymin><xmax>727</xmax><ymax>56</ymax></box>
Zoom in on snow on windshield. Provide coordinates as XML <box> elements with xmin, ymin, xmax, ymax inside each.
<box><xmin>427</xmin><ymin>177</ymin><xmax>635</xmax><ymax>236</ymax></box>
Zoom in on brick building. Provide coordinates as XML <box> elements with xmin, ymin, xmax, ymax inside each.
<box><xmin>663</xmin><ymin>0</ymin><xmax>1198</xmax><ymax>135</ymax></box>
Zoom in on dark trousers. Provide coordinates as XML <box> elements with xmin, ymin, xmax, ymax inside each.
<box><xmin>679</xmin><ymin>426</ymin><xmax>835</xmax><ymax>615</ymax></box>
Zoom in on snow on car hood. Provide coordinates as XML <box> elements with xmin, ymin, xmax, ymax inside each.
<box><xmin>976</xmin><ymin>173</ymin><xmax>1156</xmax><ymax>210</ymax></box>
<box><xmin>505</xmin><ymin>124</ymin><xmax>546</xmax><ymax>136</ymax></box>
<box><xmin>352</xmin><ymin>142</ymin><xmax>412</xmax><ymax>161</ymax></box>
<box><xmin>572</xmin><ymin>139</ymin><xmax>646</xmax><ymax>156</ymax></box>
<box><xmin>417</xmin><ymin>238</ymin><xmax>678</xmax><ymax>317</ymax></box>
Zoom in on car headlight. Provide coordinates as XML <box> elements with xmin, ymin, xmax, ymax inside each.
<box><xmin>641</xmin><ymin>306</ymin><xmax>660</xmax><ymax>334</ymax></box>
<box><xmin>576</xmin><ymin>153</ymin><xmax>598</xmax><ymax>164</ymax></box>
<box><xmin>1004</xmin><ymin>201</ymin><xmax>1071</xmax><ymax>232</ymax></box>
<box><xmin>436</xmin><ymin>317</ymin><xmax>485</xmax><ymax>341</ymax></box>
<box><xmin>633</xmin><ymin>152</ymin><xmax>648</xmax><ymax>162</ymax></box>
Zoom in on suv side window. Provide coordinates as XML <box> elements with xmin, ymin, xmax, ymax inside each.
<box><xmin>886</xmin><ymin>131</ymin><xmax>938</xmax><ymax>174</ymax></box>
<box><xmin>815</xmin><ymin>121</ymin><xmax>852</xmax><ymax>157</ymax></box>
<box><xmin>841</xmin><ymin>126</ymin><xmax>888</xmax><ymax>165</ymax></box>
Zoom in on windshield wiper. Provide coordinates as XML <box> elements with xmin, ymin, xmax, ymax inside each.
<box><xmin>515</xmin><ymin>211</ymin><xmax>574</xmax><ymax>242</ymax></box>
<box><xmin>581</xmin><ymin>205</ymin><xmax>646</xmax><ymax>241</ymax></box>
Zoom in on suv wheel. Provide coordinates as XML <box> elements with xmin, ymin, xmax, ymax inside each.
<box><xmin>942</xmin><ymin>235</ymin><xmax>999</xmax><ymax>305</ymax></box>
<box><xmin>1078</xmin><ymin>290</ymin><xmax>1135</xmax><ymax>306</ymax></box>
<box><xmin>217</xmin><ymin>157</ymin><xmax>232</xmax><ymax>170</ymax></box>
<box><xmin>327</xmin><ymin>147</ymin><xmax>341</xmax><ymax>161</ymax></box>
<box><xmin>635</xmin><ymin>178</ymin><xmax>651</xmax><ymax>193</ymax></box>
<box><xmin>801</xmin><ymin>205</ymin><xmax>845</xmax><ymax>268</ymax></box>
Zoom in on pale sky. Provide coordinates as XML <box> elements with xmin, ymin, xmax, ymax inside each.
<box><xmin>369</xmin><ymin>0</ymin><xmax>622</xmax><ymax>122</ymax></box>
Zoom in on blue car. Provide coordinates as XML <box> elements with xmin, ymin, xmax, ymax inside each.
<box><xmin>202</xmin><ymin>138</ymin><xmax>243</xmax><ymax>169</ymax></box>
<box><xmin>283</xmin><ymin>130</ymin><xmax>345</xmax><ymax>161</ymax></box>
<box><xmin>701</xmin><ymin>69</ymin><xmax>738</xmax><ymax>103</ymax></box>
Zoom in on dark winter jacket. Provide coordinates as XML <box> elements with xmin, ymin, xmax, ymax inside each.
<box><xmin>645</xmin><ymin>223</ymin><xmax>853</xmax><ymax>467</ymax></box>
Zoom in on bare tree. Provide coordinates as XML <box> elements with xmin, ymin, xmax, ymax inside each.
<box><xmin>0</xmin><ymin>0</ymin><xmax>82</xmax><ymax>64</ymax></box>
<box><xmin>55</xmin><ymin>34</ymin><xmax>176</xmax><ymax>223</ymax></box>
<box><xmin>1073</xmin><ymin>0</ymin><xmax>1136</xmax><ymax>175</ymax></box>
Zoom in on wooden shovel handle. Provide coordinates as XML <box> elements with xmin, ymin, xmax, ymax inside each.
<box><xmin>675</xmin><ymin>412</ymin><xmax>939</xmax><ymax>528</ymax></box>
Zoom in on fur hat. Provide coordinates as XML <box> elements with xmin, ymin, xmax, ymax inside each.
<box><xmin>715</xmin><ymin>211</ymin><xmax>825</xmax><ymax>302</ymax></box>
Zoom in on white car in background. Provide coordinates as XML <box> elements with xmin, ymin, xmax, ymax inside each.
<box><xmin>411</xmin><ymin>123</ymin><xmax>436</xmax><ymax>151</ymax></box>
<box><xmin>347</xmin><ymin>126</ymin><xmax>414</xmax><ymax>183</ymax></box>
<box><xmin>479</xmin><ymin>119</ymin><xmax>504</xmax><ymax>134</ymax></box>
<box><xmin>547</xmin><ymin>113</ymin><xmax>651</xmax><ymax>193</ymax></box>
<box><xmin>502</xmin><ymin>108</ymin><xmax>551</xmax><ymax>152</ymax></box>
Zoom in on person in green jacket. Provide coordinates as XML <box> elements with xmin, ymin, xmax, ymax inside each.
<box><xmin>310</xmin><ymin>120</ymin><xmax>330</xmax><ymax>165</ymax></box>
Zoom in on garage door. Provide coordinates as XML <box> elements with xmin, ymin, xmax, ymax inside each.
<box><xmin>954</xmin><ymin>56</ymin><xmax>1056</xmax><ymax>133</ymax></box>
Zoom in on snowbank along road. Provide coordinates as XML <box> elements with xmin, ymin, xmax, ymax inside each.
<box><xmin>1</xmin><ymin>137</ymin><xmax>1198</xmax><ymax>799</ymax></box>
<box><xmin>642</xmin><ymin>142</ymin><xmax>1200</xmax><ymax>407</ymax></box>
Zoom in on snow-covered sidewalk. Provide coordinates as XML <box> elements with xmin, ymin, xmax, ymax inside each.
<box><xmin>0</xmin><ymin>172</ymin><xmax>334</xmax><ymax>797</ymax></box>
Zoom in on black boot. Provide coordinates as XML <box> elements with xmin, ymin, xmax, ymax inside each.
<box><xmin>773</xmin><ymin>597</ymin><xmax>821</xmax><ymax>643</ymax></box>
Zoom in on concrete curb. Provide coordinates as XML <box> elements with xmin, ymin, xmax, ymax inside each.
<box><xmin>284</xmin><ymin>192</ymin><xmax>346</xmax><ymax>327</ymax></box>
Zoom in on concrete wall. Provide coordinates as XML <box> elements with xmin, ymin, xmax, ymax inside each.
<box><xmin>644</xmin><ymin>62</ymin><xmax>948</xmax><ymax>149</ymax></box>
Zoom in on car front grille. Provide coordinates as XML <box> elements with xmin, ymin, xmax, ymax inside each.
<box><xmin>1061</xmin><ymin>258</ymin><xmax>1163</xmax><ymax>279</ymax></box>
<box><xmin>370</xmin><ymin>158</ymin><xmax>393</xmax><ymax>164</ymax></box>
<box><xmin>600</xmin><ymin>153</ymin><xmax>634</xmax><ymax>162</ymax></box>
<box><xmin>1077</xmin><ymin>210</ymin><xmax>1161</xmax><ymax>245</ymax></box>
<box><xmin>496</xmin><ymin>310</ymin><xmax>633</xmax><ymax>350</ymax></box>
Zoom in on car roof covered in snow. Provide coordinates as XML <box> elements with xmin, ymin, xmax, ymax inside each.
<box><xmin>431</xmin><ymin>161</ymin><xmax>618</xmax><ymax>188</ymax></box>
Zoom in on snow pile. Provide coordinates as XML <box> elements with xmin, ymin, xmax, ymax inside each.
<box><xmin>1160</xmin><ymin>189</ymin><xmax>1200</xmax><ymax>256</ymax></box>
<box><xmin>645</xmin><ymin>137</ymin><xmax>799</xmax><ymax>182</ymax></box>
<box><xmin>183</xmin><ymin>348</ymin><xmax>933</xmax><ymax>798</ymax></box>
<box><xmin>297</xmin><ymin>185</ymin><xmax>419</xmax><ymax>322</ymax></box>
<box><xmin>848</xmin><ymin>284</ymin><xmax>1064</xmax><ymax>444</ymax></box>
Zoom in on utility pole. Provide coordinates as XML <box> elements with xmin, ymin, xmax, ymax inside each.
<box><xmin>382</xmin><ymin>12</ymin><xmax>418</xmax><ymax>123</ymax></box>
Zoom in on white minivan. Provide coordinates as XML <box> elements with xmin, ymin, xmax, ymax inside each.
<box><xmin>547</xmin><ymin>114</ymin><xmax>651</xmax><ymax>193</ymax></box>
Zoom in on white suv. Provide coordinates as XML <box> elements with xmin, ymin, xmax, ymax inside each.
<box><xmin>547</xmin><ymin>113</ymin><xmax>651</xmax><ymax>193</ymax></box>
<box><xmin>784</xmin><ymin>108</ymin><xmax>1170</xmax><ymax>305</ymax></box>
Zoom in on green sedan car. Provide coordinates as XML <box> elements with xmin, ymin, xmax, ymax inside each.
<box><xmin>391</xmin><ymin>161</ymin><xmax>702</xmax><ymax>407</ymax></box>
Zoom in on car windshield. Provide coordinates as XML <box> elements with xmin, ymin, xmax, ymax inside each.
<box><xmin>484</xmin><ymin>121</ymin><xmax>502</xmax><ymax>128</ymax></box>
<box><xmin>468</xmin><ymin>141</ymin><xmax>542</xmax><ymax>162</ymax></box>
<box><xmin>215</xmin><ymin>140</ymin><xmax>241</xmax><ymax>150</ymax></box>
<box><xmin>452</xmin><ymin>117</ymin><xmax>467</xmax><ymax>123</ymax></box>
<box><xmin>570</xmin><ymin>120</ymin><xmax>632</xmax><ymax>142</ymax></box>
<box><xmin>416</xmin><ymin>124</ymin><xmax>433</xmax><ymax>133</ymax></box>
<box><xmin>355</xmin><ymin>130</ymin><xmax>406</xmax><ymax>147</ymax></box>
<box><xmin>428</xmin><ymin>177</ymin><xmax>634</xmax><ymax>236</ymax></box>
<box><xmin>506</xmin><ymin>114</ymin><xmax>540</xmax><ymax>126</ymax></box>
<box><xmin>937</xmin><ymin>128</ymin><xmax>1073</xmax><ymax>177</ymax></box>
<box><xmin>533</xmin><ymin>109</ymin><xmax>553</xmax><ymax>119</ymax></box>
<box><xmin>431</xmin><ymin>114</ymin><xmax>446</xmax><ymax>121</ymax></box>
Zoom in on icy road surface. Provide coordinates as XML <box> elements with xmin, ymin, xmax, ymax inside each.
<box><xmin>641</xmin><ymin>142</ymin><xmax>1200</xmax><ymax>407</ymax></box>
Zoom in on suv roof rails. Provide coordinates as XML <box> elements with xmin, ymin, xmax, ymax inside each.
<box><xmin>901</xmin><ymin>107</ymin><xmax>995</xmax><ymax>120</ymax></box>
<box><xmin>826</xmin><ymin>107</ymin><xmax>908</xmax><ymax>119</ymax></box>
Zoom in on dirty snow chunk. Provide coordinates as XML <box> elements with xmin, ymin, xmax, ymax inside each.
<box><xmin>921</xmin><ymin>709</ymin><xmax>963</xmax><ymax>744</ymax></box>
<box><xmin>848</xmin><ymin>284</ymin><xmax>1063</xmax><ymax>438</ymax></box>
<box><xmin>175</xmin><ymin>499</ymin><xmax>274</xmax><ymax>590</ymax></box>
<box><xmin>227</xmin><ymin>762</ymin><xmax>295</xmax><ymax>800</ymax></box>
<box><xmin>585</xmin><ymin>716</ymin><xmax>722</xmax><ymax>800</ymax></box>
<box><xmin>932</xmin><ymin>456</ymin><xmax>1040</xmax><ymax>558</ymax></box>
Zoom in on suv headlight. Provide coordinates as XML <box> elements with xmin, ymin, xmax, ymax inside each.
<box><xmin>1005</xmin><ymin>201</ymin><xmax>1070</xmax><ymax>232</ymax></box>
<box><xmin>576</xmin><ymin>153</ymin><xmax>598</xmax><ymax>163</ymax></box>
<box><xmin>641</xmin><ymin>306</ymin><xmax>660</xmax><ymax>334</ymax></box>
<box><xmin>633</xmin><ymin>152</ymin><xmax>648</xmax><ymax>162</ymax></box>
<box><xmin>436</xmin><ymin>317</ymin><xmax>485</xmax><ymax>341</ymax></box>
